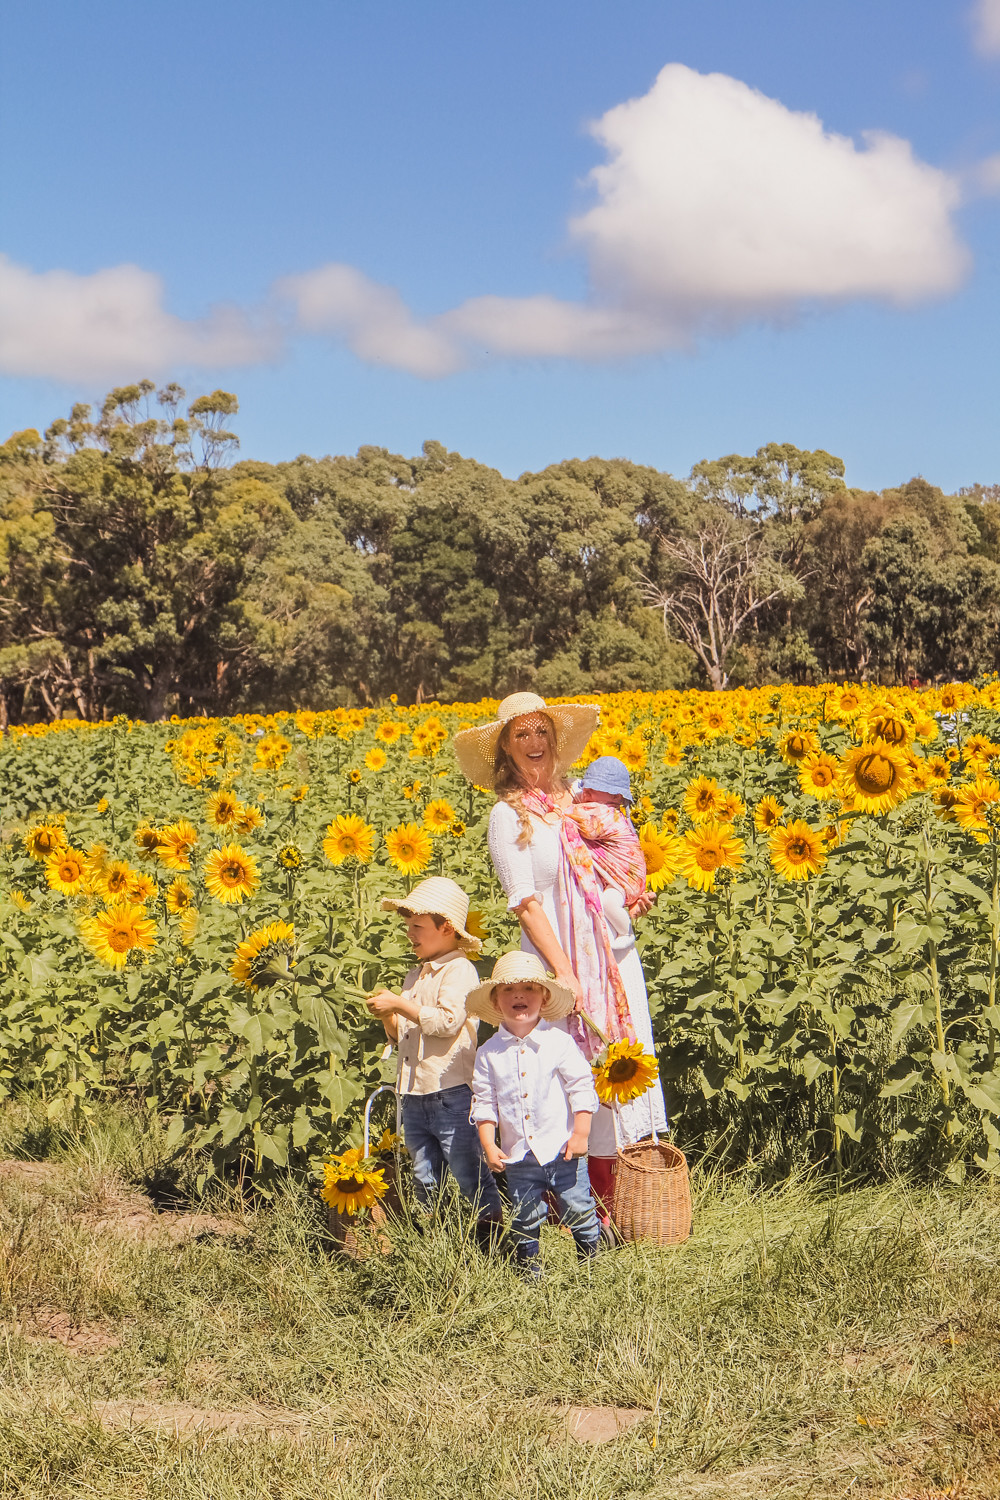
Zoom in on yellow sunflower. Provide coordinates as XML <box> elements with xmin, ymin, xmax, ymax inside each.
<box><xmin>797</xmin><ymin>752</ymin><xmax>840</xmax><ymax>801</ymax></box>
<box><xmin>230</xmin><ymin>920</ymin><xmax>296</xmax><ymax>990</ymax></box>
<box><xmin>178</xmin><ymin>908</ymin><xmax>198</xmax><ymax>946</ymax></box>
<box><xmin>638</xmin><ymin>825</ymin><xmax>683</xmax><ymax>891</ymax></box>
<box><xmin>679</xmin><ymin>822</ymin><xmax>745</xmax><ymax>893</ymax></box>
<box><xmin>839</xmin><ymin>739</ymin><xmax>913</xmax><ymax>815</ymax></box>
<box><xmin>80</xmin><ymin>901</ymin><xmax>157</xmax><ymax>970</ymax></box>
<box><xmin>156</xmin><ymin>819</ymin><xmax>199</xmax><ymax>870</ymax></box>
<box><xmin>867</xmin><ymin>713</ymin><xmax>910</xmax><ymax>747</ymax></box>
<box><xmin>276</xmin><ymin>843</ymin><xmax>303</xmax><ymax>870</ymax></box>
<box><xmin>321</xmin><ymin>1149</ymin><xmax>388</xmax><ymax>1215</ymax></box>
<box><xmin>134</xmin><ymin>824</ymin><xmax>164</xmax><ymax>861</ymax></box>
<box><xmin>165</xmin><ymin>877</ymin><xmax>195</xmax><ymax>914</ymax></box>
<box><xmin>753</xmin><ymin>796</ymin><xmax>785</xmax><ymax>832</ymax></box>
<box><xmin>777</xmin><ymin>730</ymin><xmax>820</xmax><ymax>765</ymax></box>
<box><xmin>592</xmin><ymin>1040</ymin><xmax>660</xmax><ymax>1106</ymax></box>
<box><xmin>932</xmin><ymin>785</ymin><xmax>960</xmax><ymax>823</ymax></box>
<box><xmin>323</xmin><ymin>814</ymin><xmax>375</xmax><ymax>866</ymax></box>
<box><xmin>682</xmin><ymin>774</ymin><xmax>722</xmax><ymax>824</ymax></box>
<box><xmin>364</xmin><ymin>747</ymin><xmax>388</xmax><ymax>772</ymax></box>
<box><xmin>45</xmin><ymin>848</ymin><xmax>87</xmax><ymax>896</ymax></box>
<box><xmin>716</xmin><ymin>791</ymin><xmax>746</xmax><ymax>823</ymax></box>
<box><xmin>203</xmin><ymin>844</ymin><xmax>260</xmax><ymax>905</ymax></box>
<box><xmin>23</xmin><ymin>823</ymin><xmax>66</xmax><ymax>861</ymax></box>
<box><xmin>661</xmin><ymin>746</ymin><xmax>684</xmax><ymax>768</ymax></box>
<box><xmin>619</xmin><ymin>737</ymin><xmax>647</xmax><ymax>773</ymax></box>
<box><xmin>374</xmin><ymin>720</ymin><xmax>406</xmax><ymax>744</ymax></box>
<box><xmin>206</xmin><ymin>789</ymin><xmax>242</xmax><ymax>828</ymax></box>
<box><xmin>385</xmin><ymin>821</ymin><xmax>433</xmax><ymax>877</ymax></box>
<box><xmin>10</xmin><ymin>890</ymin><xmax>32</xmax><ymax>912</ymax></box>
<box><xmin>423</xmin><ymin>798</ymin><xmax>456</xmax><ymax>833</ymax></box>
<box><xmin>954</xmin><ymin>776</ymin><xmax>1000</xmax><ymax>833</ymax></box>
<box><xmin>235</xmin><ymin>804</ymin><xmax>265</xmax><ymax>836</ymax></box>
<box><xmin>100</xmin><ymin>861</ymin><xmax>134</xmax><ymax>900</ymax></box>
<box><xmin>128</xmin><ymin>872</ymin><xmax>157</xmax><ymax>903</ymax></box>
<box><xmin>769</xmin><ymin>820</ymin><xmax>827</xmax><ymax>881</ymax></box>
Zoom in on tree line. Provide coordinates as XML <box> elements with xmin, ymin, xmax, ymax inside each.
<box><xmin>1</xmin><ymin>382</ymin><xmax>998</xmax><ymax>722</ymax></box>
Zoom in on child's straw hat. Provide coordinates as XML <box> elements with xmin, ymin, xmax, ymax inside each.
<box><xmin>381</xmin><ymin>877</ymin><xmax>482</xmax><ymax>952</ymax></box>
<box><xmin>465</xmin><ymin>950</ymin><xmax>576</xmax><ymax>1026</ymax></box>
<box><xmin>453</xmin><ymin>692</ymin><xmax>599</xmax><ymax>788</ymax></box>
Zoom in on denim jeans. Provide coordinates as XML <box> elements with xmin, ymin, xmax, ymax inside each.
<box><xmin>400</xmin><ymin>1084</ymin><xmax>502</xmax><ymax>1221</ymax></box>
<box><xmin>504</xmin><ymin>1151</ymin><xmax>602</xmax><ymax>1263</ymax></box>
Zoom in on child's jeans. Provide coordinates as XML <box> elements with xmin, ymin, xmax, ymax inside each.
<box><xmin>504</xmin><ymin>1151</ymin><xmax>602</xmax><ymax>1265</ymax></box>
<box><xmin>401</xmin><ymin>1084</ymin><xmax>503</xmax><ymax>1221</ymax></box>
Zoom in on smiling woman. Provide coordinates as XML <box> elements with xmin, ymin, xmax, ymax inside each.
<box><xmin>454</xmin><ymin>692</ymin><xmax>668</xmax><ymax>1216</ymax></box>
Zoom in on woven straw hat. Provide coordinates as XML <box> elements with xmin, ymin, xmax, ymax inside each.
<box><xmin>465</xmin><ymin>950</ymin><xmax>575</xmax><ymax>1026</ymax></box>
<box><xmin>453</xmin><ymin>692</ymin><xmax>599</xmax><ymax>788</ymax></box>
<box><xmin>381</xmin><ymin>876</ymin><xmax>482</xmax><ymax>952</ymax></box>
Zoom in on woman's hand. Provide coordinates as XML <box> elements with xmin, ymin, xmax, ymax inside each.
<box><xmin>628</xmin><ymin>890</ymin><xmax>657</xmax><ymax>920</ymax></box>
<box><xmin>556</xmin><ymin>968</ymin><xmax>585</xmax><ymax>1012</ymax></box>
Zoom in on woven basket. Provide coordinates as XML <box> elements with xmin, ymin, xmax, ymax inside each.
<box><xmin>610</xmin><ymin>1139</ymin><xmax>692</xmax><ymax>1245</ymax></box>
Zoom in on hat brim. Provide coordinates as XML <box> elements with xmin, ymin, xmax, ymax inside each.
<box><xmin>465</xmin><ymin>975</ymin><xmax>576</xmax><ymax>1026</ymax></box>
<box><xmin>380</xmin><ymin>896</ymin><xmax>482</xmax><ymax>952</ymax></box>
<box><xmin>453</xmin><ymin>703</ymin><xmax>599</xmax><ymax>788</ymax></box>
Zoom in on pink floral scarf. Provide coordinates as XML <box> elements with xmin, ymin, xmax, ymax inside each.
<box><xmin>522</xmin><ymin>789</ymin><xmax>636</xmax><ymax>1060</ymax></box>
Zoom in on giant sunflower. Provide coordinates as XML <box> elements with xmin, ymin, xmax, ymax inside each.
<box><xmin>321</xmin><ymin>1149</ymin><xmax>388</xmax><ymax>1215</ymax></box>
<box><xmin>156</xmin><ymin>819</ymin><xmax>199</xmax><ymax>870</ymax></box>
<box><xmin>80</xmin><ymin>901</ymin><xmax>157</xmax><ymax>970</ymax></box>
<box><xmin>592</xmin><ymin>1040</ymin><xmax>660</xmax><ymax>1106</ymax></box>
<box><xmin>206</xmin><ymin>789</ymin><xmax>242</xmax><ymax>829</ymax></box>
<box><xmin>230</xmin><ymin>920</ymin><xmax>296</xmax><ymax>990</ymax></box>
<box><xmin>422</xmin><ymin>798</ymin><xmax>456</xmax><ymax>833</ymax></box>
<box><xmin>769</xmin><ymin>820</ymin><xmax>827</xmax><ymax>881</ymax></box>
<box><xmin>797</xmin><ymin>752</ymin><xmax>840</xmax><ymax>801</ymax></box>
<box><xmin>45</xmin><ymin>847</ymin><xmax>87</xmax><ymax>896</ymax></box>
<box><xmin>323</xmin><ymin>814</ymin><xmax>375</xmax><ymax>866</ymax></box>
<box><xmin>679</xmin><ymin>822</ymin><xmax>745</xmax><ymax>893</ymax></box>
<box><xmin>165</xmin><ymin>877</ymin><xmax>195</xmax><ymax>914</ymax></box>
<box><xmin>753</xmin><ymin>796</ymin><xmax>785</xmax><ymax>833</ymax></box>
<box><xmin>777</xmin><ymin>730</ymin><xmax>820</xmax><ymax>765</ymax></box>
<box><xmin>384</xmin><ymin>822</ymin><xmax>433</xmax><ymax>877</ymax></box>
<box><xmin>203</xmin><ymin>844</ymin><xmax>260</xmax><ymax>904</ymax></box>
<box><xmin>638</xmin><ymin>825</ymin><xmax>683</xmax><ymax>891</ymax></box>
<box><xmin>682</xmin><ymin>775</ymin><xmax>722</xmax><ymax>824</ymax></box>
<box><xmin>23</xmin><ymin>823</ymin><xmax>66</xmax><ymax>861</ymax></box>
<box><xmin>839</xmin><ymin>739</ymin><xmax>913</xmax><ymax>815</ymax></box>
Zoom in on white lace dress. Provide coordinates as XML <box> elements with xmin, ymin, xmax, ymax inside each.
<box><xmin>487</xmin><ymin>800</ymin><xmax>668</xmax><ymax>1153</ymax></box>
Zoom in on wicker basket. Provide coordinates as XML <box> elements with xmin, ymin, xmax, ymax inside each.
<box><xmin>610</xmin><ymin>1138</ymin><xmax>692</xmax><ymax>1245</ymax></box>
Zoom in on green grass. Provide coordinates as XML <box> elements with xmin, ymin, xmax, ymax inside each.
<box><xmin>1</xmin><ymin>1101</ymin><xmax>999</xmax><ymax>1498</ymax></box>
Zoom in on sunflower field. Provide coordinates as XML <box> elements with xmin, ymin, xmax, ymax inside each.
<box><xmin>5</xmin><ymin>681</ymin><xmax>1000</xmax><ymax>1188</ymax></box>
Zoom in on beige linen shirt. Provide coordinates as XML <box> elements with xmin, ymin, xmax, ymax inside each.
<box><xmin>394</xmin><ymin>949</ymin><xmax>481</xmax><ymax>1096</ymax></box>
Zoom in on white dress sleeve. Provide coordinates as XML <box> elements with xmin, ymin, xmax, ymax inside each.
<box><xmin>487</xmin><ymin>801</ymin><xmax>538</xmax><ymax>910</ymax></box>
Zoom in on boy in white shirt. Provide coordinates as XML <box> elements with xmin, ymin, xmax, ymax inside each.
<box><xmin>469</xmin><ymin>951</ymin><xmax>602</xmax><ymax>1276</ymax></box>
<box><xmin>367</xmin><ymin>877</ymin><xmax>502</xmax><ymax>1226</ymax></box>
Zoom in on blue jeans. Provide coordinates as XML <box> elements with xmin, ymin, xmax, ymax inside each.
<box><xmin>504</xmin><ymin>1151</ymin><xmax>602</xmax><ymax>1263</ymax></box>
<box><xmin>401</xmin><ymin>1085</ymin><xmax>502</xmax><ymax>1221</ymax></box>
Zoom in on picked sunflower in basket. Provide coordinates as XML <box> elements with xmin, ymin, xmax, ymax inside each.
<box><xmin>320</xmin><ymin>1148</ymin><xmax>389</xmax><ymax>1216</ymax></box>
<box><xmin>592</xmin><ymin>1039</ymin><xmax>659</xmax><ymax>1106</ymax></box>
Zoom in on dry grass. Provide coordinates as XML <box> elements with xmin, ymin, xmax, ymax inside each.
<box><xmin>1</xmin><ymin>1101</ymin><xmax>1000</xmax><ymax>1498</ymax></box>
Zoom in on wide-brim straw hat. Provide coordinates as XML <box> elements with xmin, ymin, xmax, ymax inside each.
<box><xmin>453</xmin><ymin>692</ymin><xmax>599</xmax><ymax>788</ymax></box>
<box><xmin>381</xmin><ymin>876</ymin><xmax>482</xmax><ymax>952</ymax></box>
<box><xmin>465</xmin><ymin>950</ymin><xmax>576</xmax><ymax>1026</ymax></box>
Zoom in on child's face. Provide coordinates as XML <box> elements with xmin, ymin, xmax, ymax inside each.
<box><xmin>577</xmin><ymin>787</ymin><xmax>627</xmax><ymax>808</ymax></box>
<box><xmin>405</xmin><ymin>913</ymin><xmax>458</xmax><ymax>961</ymax></box>
<box><xmin>494</xmin><ymin>981</ymin><xmax>546</xmax><ymax>1029</ymax></box>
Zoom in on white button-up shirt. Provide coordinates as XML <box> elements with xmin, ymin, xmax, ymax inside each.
<box><xmin>471</xmin><ymin>1019</ymin><xmax>599</xmax><ymax>1165</ymax></box>
<box><xmin>395</xmin><ymin>950</ymin><xmax>480</xmax><ymax>1096</ymax></box>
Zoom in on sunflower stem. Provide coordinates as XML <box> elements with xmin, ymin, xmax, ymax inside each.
<box><xmin>987</xmin><ymin>825</ymin><xmax>999</xmax><ymax>1072</ymax></box>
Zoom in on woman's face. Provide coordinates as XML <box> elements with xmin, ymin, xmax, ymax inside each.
<box><xmin>505</xmin><ymin>713</ymin><xmax>557</xmax><ymax>785</ymax></box>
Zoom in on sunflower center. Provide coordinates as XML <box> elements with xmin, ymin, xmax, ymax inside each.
<box><xmin>855</xmin><ymin>752</ymin><xmax>897</xmax><ymax>795</ymax></box>
<box><xmin>107</xmin><ymin>927</ymin><xmax>133</xmax><ymax>952</ymax></box>
<box><xmin>220</xmin><ymin>860</ymin><xmax>245</xmax><ymax>884</ymax></box>
<box><xmin>338</xmin><ymin>1175</ymin><xmax>365</xmax><ymax>1194</ymax></box>
<box><xmin>811</xmin><ymin>766</ymin><xmax>834</xmax><ymax>786</ymax></box>
<box><xmin>608</xmin><ymin>1058</ymin><xmax>639</xmax><ymax>1083</ymax></box>
<box><xmin>695</xmin><ymin>792</ymin><xmax>714</xmax><ymax>810</ymax></box>
<box><xmin>695</xmin><ymin>847</ymin><xmax>722</xmax><ymax>871</ymax></box>
<box><xmin>787</xmin><ymin>839</ymin><xmax>811</xmax><ymax>862</ymax></box>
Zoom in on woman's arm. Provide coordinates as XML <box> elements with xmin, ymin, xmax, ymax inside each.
<box><xmin>514</xmin><ymin>897</ymin><xmax>584</xmax><ymax>1010</ymax></box>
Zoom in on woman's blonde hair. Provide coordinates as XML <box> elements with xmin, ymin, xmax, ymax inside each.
<box><xmin>493</xmin><ymin>714</ymin><xmax>568</xmax><ymax>844</ymax></box>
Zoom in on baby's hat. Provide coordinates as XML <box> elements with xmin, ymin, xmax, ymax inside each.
<box><xmin>580</xmin><ymin>755</ymin><xmax>633</xmax><ymax>805</ymax></box>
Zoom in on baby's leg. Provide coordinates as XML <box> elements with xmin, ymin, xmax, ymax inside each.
<box><xmin>601</xmin><ymin>885</ymin><xmax>631</xmax><ymax>939</ymax></box>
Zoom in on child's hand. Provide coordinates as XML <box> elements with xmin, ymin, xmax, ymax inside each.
<box><xmin>483</xmin><ymin>1141</ymin><xmax>508</xmax><ymax>1173</ymax></box>
<box><xmin>563</xmin><ymin>1128</ymin><xmax>590</xmax><ymax>1159</ymax></box>
<box><xmin>366</xmin><ymin>989</ymin><xmax>398</xmax><ymax>1017</ymax></box>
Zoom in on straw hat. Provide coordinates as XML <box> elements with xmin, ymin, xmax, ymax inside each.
<box><xmin>465</xmin><ymin>950</ymin><xmax>576</xmax><ymax>1026</ymax></box>
<box><xmin>453</xmin><ymin>692</ymin><xmax>599</xmax><ymax>788</ymax></box>
<box><xmin>381</xmin><ymin>876</ymin><xmax>482</xmax><ymax>951</ymax></box>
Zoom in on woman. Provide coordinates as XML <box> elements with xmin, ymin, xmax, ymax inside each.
<box><xmin>454</xmin><ymin>691</ymin><xmax>668</xmax><ymax>1210</ymax></box>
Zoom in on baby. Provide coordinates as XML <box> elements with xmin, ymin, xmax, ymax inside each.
<box><xmin>569</xmin><ymin>755</ymin><xmax>647</xmax><ymax>939</ymax></box>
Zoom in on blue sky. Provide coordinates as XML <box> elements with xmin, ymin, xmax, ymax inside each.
<box><xmin>3</xmin><ymin>0</ymin><xmax>1000</xmax><ymax>490</ymax></box>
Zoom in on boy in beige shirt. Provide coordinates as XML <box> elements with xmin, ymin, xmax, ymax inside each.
<box><xmin>366</xmin><ymin>877</ymin><xmax>502</xmax><ymax>1224</ymax></box>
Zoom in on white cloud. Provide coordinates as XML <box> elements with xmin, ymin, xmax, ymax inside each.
<box><xmin>0</xmin><ymin>255</ymin><xmax>276</xmax><ymax>383</ymax></box>
<box><xmin>0</xmin><ymin>66</ymin><xmax>978</xmax><ymax>384</ymax></box>
<box><xmin>971</xmin><ymin>0</ymin><xmax>1000</xmax><ymax>55</ymax></box>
